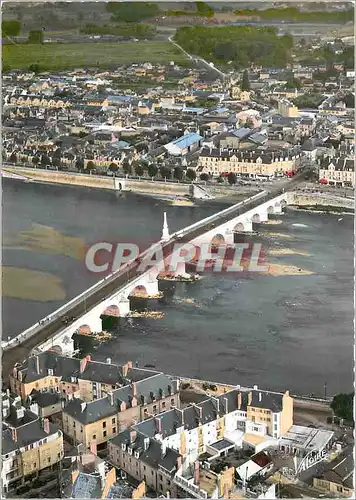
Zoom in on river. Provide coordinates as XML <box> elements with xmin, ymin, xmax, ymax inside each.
<box><xmin>2</xmin><ymin>178</ymin><xmax>353</xmax><ymax>396</ymax></box>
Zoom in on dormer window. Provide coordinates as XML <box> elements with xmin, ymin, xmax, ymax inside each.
<box><xmin>48</xmin><ymin>369</ymin><xmax>53</xmax><ymax>376</ymax></box>
<box><xmin>128</xmin><ymin>447</ymin><xmax>133</xmax><ymax>455</ymax></box>
<box><xmin>121</xmin><ymin>443</ymin><xmax>126</xmax><ymax>451</ymax></box>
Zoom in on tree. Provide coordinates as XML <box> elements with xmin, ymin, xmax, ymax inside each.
<box><xmin>147</xmin><ymin>164</ymin><xmax>158</xmax><ymax>178</ymax></box>
<box><xmin>75</xmin><ymin>158</ymin><xmax>84</xmax><ymax>170</ymax></box>
<box><xmin>122</xmin><ymin>160</ymin><xmax>131</xmax><ymax>175</ymax></box>
<box><xmin>241</xmin><ymin>70</ymin><xmax>250</xmax><ymax>91</ymax></box>
<box><xmin>109</xmin><ymin>162</ymin><xmax>118</xmax><ymax>173</ymax></box>
<box><xmin>186</xmin><ymin>169</ymin><xmax>197</xmax><ymax>181</ymax></box>
<box><xmin>86</xmin><ymin>161</ymin><xmax>95</xmax><ymax>171</ymax></box>
<box><xmin>227</xmin><ymin>172</ymin><xmax>237</xmax><ymax>185</ymax></box>
<box><xmin>330</xmin><ymin>393</ymin><xmax>353</xmax><ymax>422</ymax></box>
<box><xmin>135</xmin><ymin>164</ymin><xmax>144</xmax><ymax>177</ymax></box>
<box><xmin>173</xmin><ymin>166</ymin><xmax>184</xmax><ymax>181</ymax></box>
<box><xmin>52</xmin><ymin>157</ymin><xmax>61</xmax><ymax>168</ymax></box>
<box><xmin>28</xmin><ymin>30</ymin><xmax>44</xmax><ymax>44</ymax></box>
<box><xmin>41</xmin><ymin>154</ymin><xmax>50</xmax><ymax>167</ymax></box>
<box><xmin>160</xmin><ymin>166</ymin><xmax>172</xmax><ymax>179</ymax></box>
<box><xmin>2</xmin><ymin>20</ymin><xmax>21</xmax><ymax>37</ymax></box>
<box><xmin>217</xmin><ymin>176</ymin><xmax>224</xmax><ymax>183</ymax></box>
<box><xmin>32</xmin><ymin>156</ymin><xmax>39</xmax><ymax>166</ymax></box>
<box><xmin>9</xmin><ymin>152</ymin><xmax>17</xmax><ymax>164</ymax></box>
<box><xmin>28</xmin><ymin>63</ymin><xmax>42</xmax><ymax>74</ymax></box>
<box><xmin>200</xmin><ymin>173</ymin><xmax>210</xmax><ymax>181</ymax></box>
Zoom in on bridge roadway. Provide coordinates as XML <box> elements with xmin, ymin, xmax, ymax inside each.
<box><xmin>1</xmin><ymin>174</ymin><xmax>305</xmax><ymax>380</ymax></box>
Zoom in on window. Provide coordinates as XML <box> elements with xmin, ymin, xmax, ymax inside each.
<box><xmin>112</xmin><ymin>417</ymin><xmax>116</xmax><ymax>424</ymax></box>
<box><xmin>153</xmin><ymin>405</ymin><xmax>157</xmax><ymax>412</ymax></box>
<box><xmin>103</xmin><ymin>421</ymin><xmax>107</xmax><ymax>428</ymax></box>
<box><xmin>103</xmin><ymin>431</ymin><xmax>107</xmax><ymax>438</ymax></box>
<box><xmin>162</xmin><ymin>402</ymin><xmax>166</xmax><ymax>409</ymax></box>
<box><xmin>159</xmin><ymin>474</ymin><xmax>163</xmax><ymax>481</ymax></box>
<box><xmin>93</xmin><ymin>434</ymin><xmax>96</xmax><ymax>439</ymax></box>
<box><xmin>113</xmin><ymin>427</ymin><xmax>116</xmax><ymax>433</ymax></box>
<box><xmin>47</xmin><ymin>457</ymin><xmax>51</xmax><ymax>463</ymax></box>
<box><xmin>57</xmin><ymin>453</ymin><xmax>61</xmax><ymax>459</ymax></box>
<box><xmin>33</xmin><ymin>462</ymin><xmax>36</xmax><ymax>469</ymax></box>
<box><xmin>171</xmin><ymin>398</ymin><xmax>175</xmax><ymax>405</ymax></box>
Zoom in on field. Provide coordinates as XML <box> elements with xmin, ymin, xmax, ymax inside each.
<box><xmin>3</xmin><ymin>41</ymin><xmax>189</xmax><ymax>71</ymax></box>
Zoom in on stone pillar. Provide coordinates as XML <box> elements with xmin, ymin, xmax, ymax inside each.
<box><xmin>274</xmin><ymin>203</ymin><xmax>283</xmax><ymax>214</ymax></box>
<box><xmin>223</xmin><ymin>229</ymin><xmax>235</xmax><ymax>245</ymax></box>
<box><xmin>118</xmin><ymin>296</ymin><xmax>131</xmax><ymax>317</ymax></box>
<box><xmin>243</xmin><ymin>220</ymin><xmax>253</xmax><ymax>232</ymax></box>
<box><xmin>144</xmin><ymin>277</ymin><xmax>159</xmax><ymax>296</ymax></box>
<box><xmin>259</xmin><ymin>210</ymin><xmax>269</xmax><ymax>223</ymax></box>
<box><xmin>86</xmin><ymin>314</ymin><xmax>103</xmax><ymax>334</ymax></box>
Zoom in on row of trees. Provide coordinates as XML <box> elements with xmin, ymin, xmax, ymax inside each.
<box><xmin>106</xmin><ymin>2</ymin><xmax>160</xmax><ymax>22</ymax></box>
<box><xmin>2</xmin><ymin>19</ymin><xmax>44</xmax><ymax>44</ymax></box>
<box><xmin>80</xmin><ymin>22</ymin><xmax>156</xmax><ymax>38</ymax></box>
<box><xmin>234</xmin><ymin>6</ymin><xmax>354</xmax><ymax>23</ymax></box>
<box><xmin>174</xmin><ymin>25</ymin><xmax>293</xmax><ymax>69</ymax></box>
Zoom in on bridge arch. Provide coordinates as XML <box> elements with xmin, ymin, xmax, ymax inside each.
<box><xmin>280</xmin><ymin>199</ymin><xmax>287</xmax><ymax>207</ymax></box>
<box><xmin>78</xmin><ymin>324</ymin><xmax>92</xmax><ymax>335</ymax></box>
<box><xmin>252</xmin><ymin>213</ymin><xmax>261</xmax><ymax>223</ymax></box>
<box><xmin>102</xmin><ymin>305</ymin><xmax>120</xmax><ymax>317</ymax></box>
<box><xmin>267</xmin><ymin>205</ymin><xmax>274</xmax><ymax>214</ymax></box>
<box><xmin>48</xmin><ymin>345</ymin><xmax>63</xmax><ymax>355</ymax></box>
<box><xmin>234</xmin><ymin>222</ymin><xmax>245</xmax><ymax>233</ymax></box>
<box><xmin>129</xmin><ymin>285</ymin><xmax>148</xmax><ymax>298</ymax></box>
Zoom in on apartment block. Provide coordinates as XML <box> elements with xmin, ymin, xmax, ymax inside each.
<box><xmin>1</xmin><ymin>392</ymin><xmax>64</xmax><ymax>494</ymax></box>
<box><xmin>319</xmin><ymin>157</ymin><xmax>354</xmax><ymax>187</ymax></box>
<box><xmin>62</xmin><ymin>373</ymin><xmax>180</xmax><ymax>449</ymax></box>
<box><xmin>197</xmin><ymin>148</ymin><xmax>299</xmax><ymax>178</ymax></box>
<box><xmin>108</xmin><ymin>389</ymin><xmax>293</xmax><ymax>497</ymax></box>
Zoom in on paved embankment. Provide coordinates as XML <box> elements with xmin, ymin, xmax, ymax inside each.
<box><xmin>2</xmin><ymin>166</ymin><xmax>259</xmax><ymax>200</ymax></box>
<box><xmin>290</xmin><ymin>192</ymin><xmax>354</xmax><ymax>211</ymax></box>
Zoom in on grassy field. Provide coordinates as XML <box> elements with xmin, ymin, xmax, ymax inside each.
<box><xmin>3</xmin><ymin>41</ymin><xmax>189</xmax><ymax>71</ymax></box>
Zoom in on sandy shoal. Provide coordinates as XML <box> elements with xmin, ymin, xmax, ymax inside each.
<box><xmin>264</xmin><ymin>264</ymin><xmax>314</xmax><ymax>276</ymax></box>
<box><xmin>3</xmin><ymin>223</ymin><xmax>86</xmax><ymax>260</ymax></box>
<box><xmin>269</xmin><ymin>249</ymin><xmax>310</xmax><ymax>257</ymax></box>
<box><xmin>3</xmin><ymin>267</ymin><xmax>66</xmax><ymax>301</ymax></box>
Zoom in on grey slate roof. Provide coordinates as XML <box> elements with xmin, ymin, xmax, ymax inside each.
<box><xmin>72</xmin><ymin>472</ymin><xmax>102</xmax><ymax>498</ymax></box>
<box><xmin>110</xmin><ymin>429</ymin><xmax>181</xmax><ymax>473</ymax></box>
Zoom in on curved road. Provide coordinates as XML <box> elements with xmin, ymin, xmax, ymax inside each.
<box><xmin>2</xmin><ymin>173</ymin><xmax>305</xmax><ymax>381</ymax></box>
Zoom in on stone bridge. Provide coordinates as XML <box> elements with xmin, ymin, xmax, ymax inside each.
<box><xmin>33</xmin><ymin>192</ymin><xmax>293</xmax><ymax>357</ymax></box>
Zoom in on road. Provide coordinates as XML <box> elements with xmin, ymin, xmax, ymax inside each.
<box><xmin>1</xmin><ymin>172</ymin><xmax>306</xmax><ymax>382</ymax></box>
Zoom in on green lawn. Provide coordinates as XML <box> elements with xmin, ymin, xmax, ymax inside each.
<box><xmin>3</xmin><ymin>41</ymin><xmax>189</xmax><ymax>71</ymax></box>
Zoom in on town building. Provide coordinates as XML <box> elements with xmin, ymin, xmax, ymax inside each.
<box><xmin>313</xmin><ymin>451</ymin><xmax>354</xmax><ymax>498</ymax></box>
<box><xmin>196</xmin><ymin>147</ymin><xmax>300</xmax><ymax>178</ymax></box>
<box><xmin>277</xmin><ymin>99</ymin><xmax>299</xmax><ymax>118</ymax></box>
<box><xmin>62</xmin><ymin>373</ymin><xmax>180</xmax><ymax>450</ymax></box>
<box><xmin>319</xmin><ymin>157</ymin><xmax>355</xmax><ymax>187</ymax></box>
<box><xmin>108</xmin><ymin>389</ymin><xmax>293</xmax><ymax>497</ymax></box>
<box><xmin>2</xmin><ymin>392</ymin><xmax>64</xmax><ymax>494</ymax></box>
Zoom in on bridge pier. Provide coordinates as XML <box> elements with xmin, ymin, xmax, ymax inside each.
<box><xmin>259</xmin><ymin>210</ymin><xmax>269</xmax><ymax>223</ymax></box>
<box><xmin>273</xmin><ymin>203</ymin><xmax>283</xmax><ymax>215</ymax></box>
<box><xmin>118</xmin><ymin>296</ymin><xmax>131</xmax><ymax>317</ymax></box>
<box><xmin>84</xmin><ymin>314</ymin><xmax>103</xmax><ymax>334</ymax></box>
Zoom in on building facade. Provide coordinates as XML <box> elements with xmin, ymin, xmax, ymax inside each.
<box><xmin>197</xmin><ymin>148</ymin><xmax>299</xmax><ymax>178</ymax></box>
<box><xmin>319</xmin><ymin>157</ymin><xmax>354</xmax><ymax>187</ymax></box>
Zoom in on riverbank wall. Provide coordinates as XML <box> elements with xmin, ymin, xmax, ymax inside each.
<box><xmin>2</xmin><ymin>166</ymin><xmax>258</xmax><ymax>200</ymax></box>
<box><xmin>289</xmin><ymin>192</ymin><xmax>354</xmax><ymax>211</ymax></box>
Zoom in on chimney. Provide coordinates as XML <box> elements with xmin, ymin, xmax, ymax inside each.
<box><xmin>108</xmin><ymin>392</ymin><xmax>114</xmax><ymax>406</ymax></box>
<box><xmin>35</xmin><ymin>355</ymin><xmax>40</xmax><ymax>375</ymax></box>
<box><xmin>132</xmin><ymin>382</ymin><xmax>137</xmax><ymax>397</ymax></box>
<box><xmin>122</xmin><ymin>361</ymin><xmax>132</xmax><ymax>377</ymax></box>
<box><xmin>144</xmin><ymin>437</ymin><xmax>150</xmax><ymax>451</ymax></box>
<box><xmin>130</xmin><ymin>429</ymin><xmax>137</xmax><ymax>444</ymax></box>
<box><xmin>155</xmin><ymin>417</ymin><xmax>162</xmax><ymax>435</ymax></box>
<box><xmin>248</xmin><ymin>392</ymin><xmax>252</xmax><ymax>406</ymax></box>
<box><xmin>224</xmin><ymin>398</ymin><xmax>228</xmax><ymax>414</ymax></box>
<box><xmin>81</xmin><ymin>402</ymin><xmax>87</xmax><ymax>412</ymax></box>
<box><xmin>194</xmin><ymin>460</ymin><xmax>200</xmax><ymax>485</ymax></box>
<box><xmin>11</xmin><ymin>427</ymin><xmax>17</xmax><ymax>442</ymax></box>
<box><xmin>106</xmin><ymin>358</ymin><xmax>111</xmax><ymax>364</ymax></box>
<box><xmin>90</xmin><ymin>440</ymin><xmax>97</xmax><ymax>455</ymax></box>
<box><xmin>197</xmin><ymin>405</ymin><xmax>203</xmax><ymax>420</ymax></box>
<box><xmin>237</xmin><ymin>392</ymin><xmax>242</xmax><ymax>410</ymax></box>
<box><xmin>43</xmin><ymin>418</ymin><xmax>50</xmax><ymax>434</ymax></box>
<box><xmin>259</xmin><ymin>392</ymin><xmax>262</xmax><ymax>403</ymax></box>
